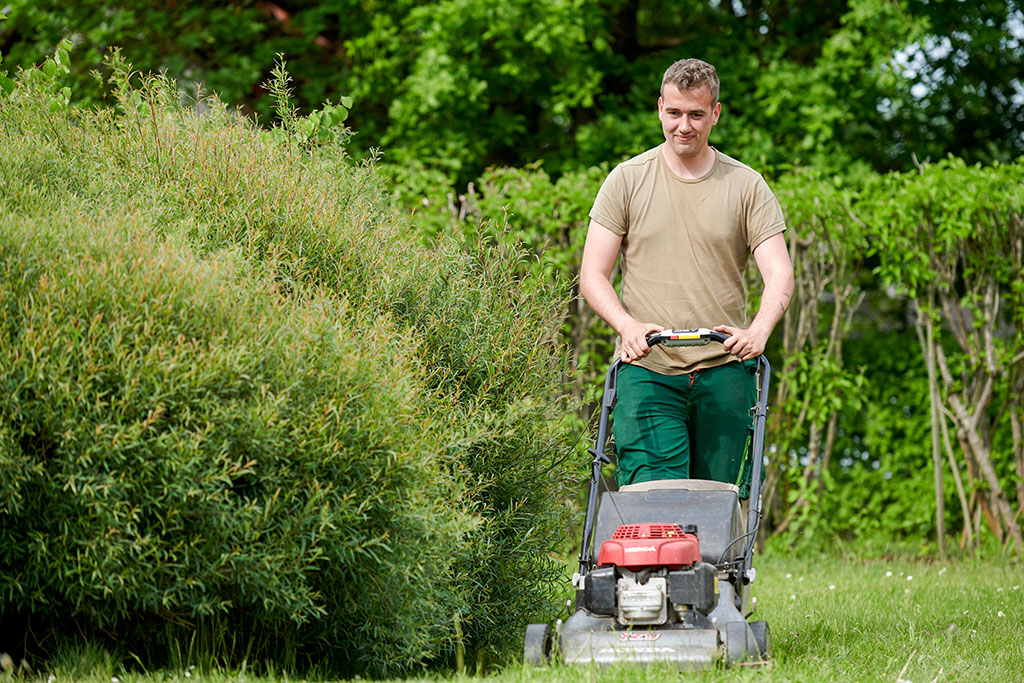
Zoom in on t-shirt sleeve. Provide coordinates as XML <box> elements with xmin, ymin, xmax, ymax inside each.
<box><xmin>745</xmin><ymin>176</ymin><xmax>787</xmax><ymax>251</ymax></box>
<box><xmin>589</xmin><ymin>165</ymin><xmax>630</xmax><ymax>236</ymax></box>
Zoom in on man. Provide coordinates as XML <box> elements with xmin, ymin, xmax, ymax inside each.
<box><xmin>579</xmin><ymin>58</ymin><xmax>794</xmax><ymax>493</ymax></box>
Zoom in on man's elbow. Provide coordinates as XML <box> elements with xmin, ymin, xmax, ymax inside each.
<box><xmin>781</xmin><ymin>268</ymin><xmax>795</xmax><ymax>293</ymax></box>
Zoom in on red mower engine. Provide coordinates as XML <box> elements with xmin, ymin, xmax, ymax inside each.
<box><xmin>585</xmin><ymin>523</ymin><xmax>717</xmax><ymax>626</ymax></box>
<box><xmin>597</xmin><ymin>523</ymin><xmax>700</xmax><ymax>570</ymax></box>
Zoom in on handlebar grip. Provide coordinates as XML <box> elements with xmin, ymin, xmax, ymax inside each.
<box><xmin>646</xmin><ymin>328</ymin><xmax>729</xmax><ymax>348</ymax></box>
<box><xmin>706</xmin><ymin>330</ymin><xmax>729</xmax><ymax>344</ymax></box>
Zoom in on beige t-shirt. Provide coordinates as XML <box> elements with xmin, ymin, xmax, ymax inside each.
<box><xmin>589</xmin><ymin>146</ymin><xmax>786</xmax><ymax>374</ymax></box>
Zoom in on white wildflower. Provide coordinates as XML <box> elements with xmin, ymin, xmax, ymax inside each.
<box><xmin>790</xmin><ymin>594</ymin><xmax>796</xmax><ymax>600</ymax></box>
<box><xmin>938</xmin><ymin>567</ymin><xmax>947</xmax><ymax>575</ymax></box>
<box><xmin>907</xmin><ymin>575</ymin><xmax>913</xmax><ymax>581</ymax></box>
<box><xmin>998</xmin><ymin>611</ymin><xmax>1006</xmax><ymax>617</ymax></box>
<box><xmin>886</xmin><ymin>571</ymin><xmax>893</xmax><ymax>577</ymax></box>
<box><xmin>112</xmin><ymin>678</ymin><xmax>120</xmax><ymax>683</ymax></box>
<box><xmin>786</xmin><ymin>573</ymin><xmax>793</xmax><ymax>579</ymax></box>
<box><xmin>829</xmin><ymin>584</ymin><xmax>836</xmax><ymax>590</ymax></box>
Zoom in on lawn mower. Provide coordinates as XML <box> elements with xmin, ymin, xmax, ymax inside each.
<box><xmin>524</xmin><ymin>329</ymin><xmax>771</xmax><ymax>669</ymax></box>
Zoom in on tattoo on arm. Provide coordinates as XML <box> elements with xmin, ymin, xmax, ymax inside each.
<box><xmin>779</xmin><ymin>290</ymin><xmax>791</xmax><ymax>312</ymax></box>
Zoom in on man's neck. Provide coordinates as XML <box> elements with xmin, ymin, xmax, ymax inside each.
<box><xmin>660</xmin><ymin>144</ymin><xmax>716</xmax><ymax>179</ymax></box>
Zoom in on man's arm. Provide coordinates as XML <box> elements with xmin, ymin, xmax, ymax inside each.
<box><xmin>580</xmin><ymin>219</ymin><xmax>664</xmax><ymax>363</ymax></box>
<box><xmin>714</xmin><ymin>232</ymin><xmax>794</xmax><ymax>360</ymax></box>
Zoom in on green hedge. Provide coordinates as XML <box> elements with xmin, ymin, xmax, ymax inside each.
<box><xmin>0</xmin><ymin>53</ymin><xmax>577</xmax><ymax>675</ymax></box>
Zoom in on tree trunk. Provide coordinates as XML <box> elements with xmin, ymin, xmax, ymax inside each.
<box><xmin>937</xmin><ymin>346</ymin><xmax>1024</xmax><ymax>554</ymax></box>
<box><xmin>916</xmin><ymin>300</ymin><xmax>947</xmax><ymax>557</ymax></box>
<box><xmin>1011</xmin><ymin>386</ymin><xmax>1024</xmax><ymax>515</ymax></box>
<box><xmin>939</xmin><ymin>407</ymin><xmax>973</xmax><ymax>549</ymax></box>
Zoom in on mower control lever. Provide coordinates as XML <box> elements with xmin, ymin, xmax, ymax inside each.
<box><xmin>646</xmin><ymin>328</ymin><xmax>728</xmax><ymax>348</ymax></box>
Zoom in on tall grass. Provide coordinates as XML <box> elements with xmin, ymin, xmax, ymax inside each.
<box><xmin>0</xmin><ymin>51</ymin><xmax>578</xmax><ymax>676</ymax></box>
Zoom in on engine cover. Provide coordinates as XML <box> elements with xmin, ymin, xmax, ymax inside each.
<box><xmin>617</xmin><ymin>576</ymin><xmax>668</xmax><ymax>625</ymax></box>
<box><xmin>597</xmin><ymin>523</ymin><xmax>700</xmax><ymax>570</ymax></box>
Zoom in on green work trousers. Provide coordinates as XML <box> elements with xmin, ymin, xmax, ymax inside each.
<box><xmin>612</xmin><ymin>360</ymin><xmax>758</xmax><ymax>497</ymax></box>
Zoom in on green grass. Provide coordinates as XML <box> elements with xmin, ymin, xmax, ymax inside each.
<box><xmin>749</xmin><ymin>553</ymin><xmax>1022</xmax><ymax>682</ymax></box>
<box><xmin>24</xmin><ymin>553</ymin><xmax>1021</xmax><ymax>683</ymax></box>
<box><xmin>496</xmin><ymin>552</ymin><xmax>1024</xmax><ymax>682</ymax></box>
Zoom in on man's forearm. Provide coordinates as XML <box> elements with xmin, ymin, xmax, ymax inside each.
<box><xmin>749</xmin><ymin>267</ymin><xmax>793</xmax><ymax>337</ymax></box>
<box><xmin>580</xmin><ymin>268</ymin><xmax>635</xmax><ymax>335</ymax></box>
<box><xmin>580</xmin><ymin>219</ymin><xmax>665</xmax><ymax>362</ymax></box>
<box><xmin>716</xmin><ymin>232</ymin><xmax>794</xmax><ymax>360</ymax></box>
<box><xmin>581</xmin><ymin>269</ymin><xmax>666</xmax><ymax>362</ymax></box>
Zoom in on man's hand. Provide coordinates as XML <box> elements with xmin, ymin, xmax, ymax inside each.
<box><xmin>714</xmin><ymin>324</ymin><xmax>769</xmax><ymax>361</ymax></box>
<box><xmin>619</xmin><ymin>320</ymin><xmax>665</xmax><ymax>363</ymax></box>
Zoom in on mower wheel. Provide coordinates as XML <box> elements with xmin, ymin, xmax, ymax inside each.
<box><xmin>523</xmin><ymin>623</ymin><xmax>552</xmax><ymax>665</ymax></box>
<box><xmin>749</xmin><ymin>620</ymin><xmax>771</xmax><ymax>659</ymax></box>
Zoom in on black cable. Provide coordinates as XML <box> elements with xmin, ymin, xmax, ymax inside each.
<box><xmin>715</xmin><ymin>528</ymin><xmax>757</xmax><ymax>568</ymax></box>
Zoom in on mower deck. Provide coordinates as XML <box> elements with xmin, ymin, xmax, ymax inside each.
<box><xmin>557</xmin><ymin>485</ymin><xmax>767</xmax><ymax>669</ymax></box>
<box><xmin>559</xmin><ymin>613</ymin><xmax>720</xmax><ymax>668</ymax></box>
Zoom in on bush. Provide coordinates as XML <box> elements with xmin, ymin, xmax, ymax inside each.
<box><xmin>0</xmin><ymin>50</ymin><xmax>577</xmax><ymax>676</ymax></box>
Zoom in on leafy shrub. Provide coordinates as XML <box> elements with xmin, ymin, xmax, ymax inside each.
<box><xmin>0</xmin><ymin>49</ymin><xmax>577</xmax><ymax>675</ymax></box>
<box><xmin>380</xmin><ymin>159</ymin><xmax>618</xmax><ymax>416</ymax></box>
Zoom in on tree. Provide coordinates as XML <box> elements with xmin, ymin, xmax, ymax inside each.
<box><xmin>3</xmin><ymin>1</ymin><xmax>1021</xmax><ymax>182</ymax></box>
<box><xmin>870</xmin><ymin>159</ymin><xmax>1024</xmax><ymax>555</ymax></box>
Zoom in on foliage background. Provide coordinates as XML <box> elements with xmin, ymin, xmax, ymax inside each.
<box><xmin>2</xmin><ymin>0</ymin><xmax>1024</xmax><ymax>676</ymax></box>
<box><xmin>3</xmin><ymin>0</ymin><xmax>1023</xmax><ymax>181</ymax></box>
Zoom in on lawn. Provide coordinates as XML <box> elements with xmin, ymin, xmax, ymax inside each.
<box><xmin>496</xmin><ymin>552</ymin><xmax>1024</xmax><ymax>682</ymax></box>
<box><xmin>32</xmin><ymin>552</ymin><xmax>1022</xmax><ymax>683</ymax></box>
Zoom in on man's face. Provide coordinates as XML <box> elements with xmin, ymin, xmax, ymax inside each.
<box><xmin>658</xmin><ymin>84</ymin><xmax>721</xmax><ymax>159</ymax></box>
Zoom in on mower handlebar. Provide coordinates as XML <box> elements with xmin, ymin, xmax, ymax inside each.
<box><xmin>645</xmin><ymin>328</ymin><xmax>729</xmax><ymax>348</ymax></box>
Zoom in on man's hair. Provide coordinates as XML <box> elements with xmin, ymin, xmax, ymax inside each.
<box><xmin>661</xmin><ymin>58</ymin><xmax>719</xmax><ymax>104</ymax></box>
